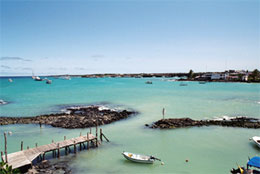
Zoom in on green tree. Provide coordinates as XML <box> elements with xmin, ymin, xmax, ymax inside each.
<box><xmin>188</xmin><ymin>69</ymin><xmax>194</xmax><ymax>79</ymax></box>
<box><xmin>251</xmin><ymin>69</ymin><xmax>260</xmax><ymax>81</ymax></box>
<box><xmin>0</xmin><ymin>162</ymin><xmax>20</xmax><ymax>174</ymax></box>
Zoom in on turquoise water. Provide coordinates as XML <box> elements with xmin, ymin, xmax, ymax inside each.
<box><xmin>0</xmin><ymin>77</ymin><xmax>259</xmax><ymax>173</ymax></box>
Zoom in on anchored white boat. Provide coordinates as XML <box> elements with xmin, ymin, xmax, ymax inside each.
<box><xmin>122</xmin><ymin>152</ymin><xmax>160</xmax><ymax>164</ymax></box>
<box><xmin>251</xmin><ymin>136</ymin><xmax>260</xmax><ymax>148</ymax></box>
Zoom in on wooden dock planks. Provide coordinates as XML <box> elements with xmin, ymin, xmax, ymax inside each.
<box><xmin>1</xmin><ymin>134</ymin><xmax>96</xmax><ymax>169</ymax></box>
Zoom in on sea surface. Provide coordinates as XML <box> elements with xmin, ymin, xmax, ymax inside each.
<box><xmin>0</xmin><ymin>77</ymin><xmax>259</xmax><ymax>173</ymax></box>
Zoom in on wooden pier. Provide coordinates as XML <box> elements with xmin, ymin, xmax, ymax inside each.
<box><xmin>1</xmin><ymin>128</ymin><xmax>109</xmax><ymax>170</ymax></box>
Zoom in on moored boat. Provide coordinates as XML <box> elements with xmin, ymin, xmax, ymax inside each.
<box><xmin>231</xmin><ymin>156</ymin><xmax>260</xmax><ymax>174</ymax></box>
<box><xmin>122</xmin><ymin>151</ymin><xmax>160</xmax><ymax>164</ymax></box>
<box><xmin>145</xmin><ymin>81</ymin><xmax>152</xmax><ymax>84</ymax></box>
<box><xmin>179</xmin><ymin>82</ymin><xmax>188</xmax><ymax>86</ymax></box>
<box><xmin>251</xmin><ymin>136</ymin><xmax>260</xmax><ymax>148</ymax></box>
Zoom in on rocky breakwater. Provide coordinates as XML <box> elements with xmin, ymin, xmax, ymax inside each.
<box><xmin>148</xmin><ymin>117</ymin><xmax>260</xmax><ymax>129</ymax></box>
<box><xmin>0</xmin><ymin>106</ymin><xmax>137</xmax><ymax>129</ymax></box>
<box><xmin>26</xmin><ymin>160</ymin><xmax>71</xmax><ymax>174</ymax></box>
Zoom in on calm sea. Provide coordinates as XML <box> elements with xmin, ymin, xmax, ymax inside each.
<box><xmin>0</xmin><ymin>77</ymin><xmax>259</xmax><ymax>173</ymax></box>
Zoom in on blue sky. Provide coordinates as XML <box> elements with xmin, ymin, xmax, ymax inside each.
<box><xmin>0</xmin><ymin>0</ymin><xmax>259</xmax><ymax>76</ymax></box>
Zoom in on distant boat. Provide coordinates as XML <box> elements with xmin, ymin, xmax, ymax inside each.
<box><xmin>145</xmin><ymin>81</ymin><xmax>152</xmax><ymax>84</ymax></box>
<box><xmin>122</xmin><ymin>152</ymin><xmax>161</xmax><ymax>164</ymax></box>
<box><xmin>179</xmin><ymin>82</ymin><xmax>188</xmax><ymax>86</ymax></box>
<box><xmin>8</xmin><ymin>78</ymin><xmax>13</xmax><ymax>82</ymax></box>
<box><xmin>34</xmin><ymin>76</ymin><xmax>42</xmax><ymax>81</ymax></box>
<box><xmin>32</xmin><ymin>72</ymin><xmax>42</xmax><ymax>81</ymax></box>
<box><xmin>46</xmin><ymin>79</ymin><xmax>52</xmax><ymax>84</ymax></box>
<box><xmin>250</xmin><ymin>136</ymin><xmax>260</xmax><ymax>148</ymax></box>
<box><xmin>59</xmin><ymin>76</ymin><xmax>71</xmax><ymax>80</ymax></box>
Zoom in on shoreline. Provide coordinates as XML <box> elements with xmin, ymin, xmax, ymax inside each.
<box><xmin>1</xmin><ymin>73</ymin><xmax>259</xmax><ymax>83</ymax></box>
<box><xmin>0</xmin><ymin>105</ymin><xmax>137</xmax><ymax>129</ymax></box>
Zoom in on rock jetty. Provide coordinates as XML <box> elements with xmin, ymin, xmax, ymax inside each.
<box><xmin>148</xmin><ymin>117</ymin><xmax>260</xmax><ymax>129</ymax></box>
<box><xmin>0</xmin><ymin>106</ymin><xmax>137</xmax><ymax>129</ymax></box>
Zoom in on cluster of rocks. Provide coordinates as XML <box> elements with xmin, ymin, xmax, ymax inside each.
<box><xmin>26</xmin><ymin>160</ymin><xmax>71</xmax><ymax>174</ymax></box>
<box><xmin>148</xmin><ymin>117</ymin><xmax>260</xmax><ymax>129</ymax></box>
<box><xmin>0</xmin><ymin>106</ymin><xmax>137</xmax><ymax>129</ymax></box>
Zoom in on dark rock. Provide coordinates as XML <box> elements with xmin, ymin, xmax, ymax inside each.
<box><xmin>0</xmin><ymin>106</ymin><xmax>137</xmax><ymax>129</ymax></box>
<box><xmin>149</xmin><ymin>117</ymin><xmax>260</xmax><ymax>129</ymax></box>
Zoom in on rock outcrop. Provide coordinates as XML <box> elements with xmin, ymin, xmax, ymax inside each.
<box><xmin>0</xmin><ymin>106</ymin><xmax>137</xmax><ymax>129</ymax></box>
<box><xmin>148</xmin><ymin>117</ymin><xmax>260</xmax><ymax>129</ymax></box>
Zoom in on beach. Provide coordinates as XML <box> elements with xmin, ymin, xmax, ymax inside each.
<box><xmin>0</xmin><ymin>77</ymin><xmax>259</xmax><ymax>173</ymax></box>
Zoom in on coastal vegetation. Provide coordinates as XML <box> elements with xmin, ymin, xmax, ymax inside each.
<box><xmin>0</xmin><ymin>162</ymin><xmax>20</xmax><ymax>174</ymax></box>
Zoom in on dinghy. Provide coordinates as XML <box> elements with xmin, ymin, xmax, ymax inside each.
<box><xmin>122</xmin><ymin>152</ymin><xmax>160</xmax><ymax>164</ymax></box>
<box><xmin>251</xmin><ymin>136</ymin><xmax>260</xmax><ymax>148</ymax></box>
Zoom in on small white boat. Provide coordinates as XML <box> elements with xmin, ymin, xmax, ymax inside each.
<box><xmin>8</xmin><ymin>78</ymin><xmax>13</xmax><ymax>82</ymax></box>
<box><xmin>251</xmin><ymin>136</ymin><xmax>260</xmax><ymax>148</ymax></box>
<box><xmin>122</xmin><ymin>152</ymin><xmax>160</xmax><ymax>164</ymax></box>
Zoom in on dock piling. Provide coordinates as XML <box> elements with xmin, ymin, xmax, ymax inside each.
<box><xmin>1</xmin><ymin>151</ymin><xmax>4</xmax><ymax>162</ymax></box>
<box><xmin>4</xmin><ymin>132</ymin><xmax>8</xmax><ymax>163</ymax></box>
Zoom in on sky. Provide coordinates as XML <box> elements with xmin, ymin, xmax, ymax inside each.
<box><xmin>0</xmin><ymin>0</ymin><xmax>259</xmax><ymax>76</ymax></box>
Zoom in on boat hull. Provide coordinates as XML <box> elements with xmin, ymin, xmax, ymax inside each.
<box><xmin>122</xmin><ymin>152</ymin><xmax>154</xmax><ymax>164</ymax></box>
<box><xmin>252</xmin><ymin>136</ymin><xmax>260</xmax><ymax>148</ymax></box>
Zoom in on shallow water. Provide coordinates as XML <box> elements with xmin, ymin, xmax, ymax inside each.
<box><xmin>0</xmin><ymin>77</ymin><xmax>259</xmax><ymax>173</ymax></box>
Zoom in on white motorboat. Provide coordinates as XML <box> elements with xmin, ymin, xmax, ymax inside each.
<box><xmin>122</xmin><ymin>152</ymin><xmax>160</xmax><ymax>164</ymax></box>
<box><xmin>251</xmin><ymin>136</ymin><xmax>260</xmax><ymax>148</ymax></box>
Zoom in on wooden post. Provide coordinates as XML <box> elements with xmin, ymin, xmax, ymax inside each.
<box><xmin>102</xmin><ymin>133</ymin><xmax>110</xmax><ymax>142</ymax></box>
<box><xmin>52</xmin><ymin>150</ymin><xmax>55</xmax><ymax>157</ymax></box>
<box><xmin>57</xmin><ymin>143</ymin><xmax>60</xmax><ymax>158</ymax></box>
<box><xmin>64</xmin><ymin>136</ymin><xmax>66</xmax><ymax>140</ymax></box>
<box><xmin>87</xmin><ymin>133</ymin><xmax>89</xmax><ymax>149</ymax></box>
<box><xmin>52</xmin><ymin>140</ymin><xmax>54</xmax><ymax>143</ymax></box>
<box><xmin>74</xmin><ymin>141</ymin><xmax>77</xmax><ymax>153</ymax></box>
<box><xmin>21</xmin><ymin>141</ymin><xmax>23</xmax><ymax>151</ymax></box>
<box><xmin>35</xmin><ymin>143</ymin><xmax>38</xmax><ymax>148</ymax></box>
<box><xmin>80</xmin><ymin>132</ymin><xmax>82</xmax><ymax>137</ymax></box>
<box><xmin>4</xmin><ymin>133</ymin><xmax>7</xmax><ymax>162</ymax></box>
<box><xmin>80</xmin><ymin>143</ymin><xmax>82</xmax><ymax>151</ymax></box>
<box><xmin>1</xmin><ymin>151</ymin><xmax>3</xmax><ymax>162</ymax></box>
<box><xmin>27</xmin><ymin>146</ymin><xmax>29</xmax><ymax>150</ymax></box>
<box><xmin>39</xmin><ymin>122</ymin><xmax>42</xmax><ymax>128</ymax></box>
<box><xmin>65</xmin><ymin>147</ymin><xmax>68</xmax><ymax>155</ymax></box>
<box><xmin>100</xmin><ymin>129</ymin><xmax>103</xmax><ymax>142</ymax></box>
<box><xmin>96</xmin><ymin>124</ymin><xmax>98</xmax><ymax>138</ymax></box>
<box><xmin>90</xmin><ymin>128</ymin><xmax>92</xmax><ymax>134</ymax></box>
<box><xmin>96</xmin><ymin>138</ymin><xmax>98</xmax><ymax>147</ymax></box>
<box><xmin>43</xmin><ymin>153</ymin><xmax>45</xmax><ymax>160</ymax></box>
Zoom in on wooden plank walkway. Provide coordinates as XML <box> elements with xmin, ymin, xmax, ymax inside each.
<box><xmin>2</xmin><ymin>133</ymin><xmax>96</xmax><ymax>169</ymax></box>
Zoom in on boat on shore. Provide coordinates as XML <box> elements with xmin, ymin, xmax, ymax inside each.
<box><xmin>122</xmin><ymin>151</ymin><xmax>161</xmax><ymax>164</ymax></box>
<box><xmin>250</xmin><ymin>136</ymin><xmax>260</xmax><ymax>148</ymax></box>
